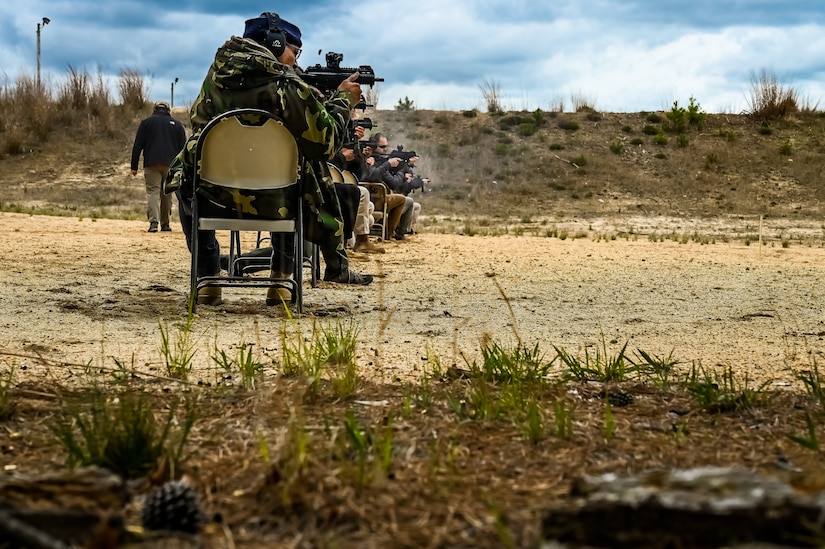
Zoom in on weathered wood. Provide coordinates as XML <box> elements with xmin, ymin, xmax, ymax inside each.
<box><xmin>0</xmin><ymin>508</ymin><xmax>124</xmax><ymax>548</ymax></box>
<box><xmin>0</xmin><ymin>510</ymin><xmax>70</xmax><ymax>549</ymax></box>
<box><xmin>542</xmin><ymin>467</ymin><xmax>825</xmax><ymax>548</ymax></box>
<box><xmin>0</xmin><ymin>466</ymin><xmax>127</xmax><ymax>512</ymax></box>
<box><xmin>0</xmin><ymin>467</ymin><xmax>127</xmax><ymax>547</ymax></box>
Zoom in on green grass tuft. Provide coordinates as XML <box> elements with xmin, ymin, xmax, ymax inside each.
<box><xmin>49</xmin><ymin>388</ymin><xmax>198</xmax><ymax>478</ymax></box>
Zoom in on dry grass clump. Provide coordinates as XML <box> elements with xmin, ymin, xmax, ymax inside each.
<box><xmin>118</xmin><ymin>68</ymin><xmax>148</xmax><ymax>111</ymax></box>
<box><xmin>1</xmin><ymin>75</ymin><xmax>54</xmax><ymax>147</ymax></box>
<box><xmin>571</xmin><ymin>92</ymin><xmax>596</xmax><ymax>112</ymax></box>
<box><xmin>0</xmin><ymin>66</ymin><xmax>149</xmax><ymax>157</ymax></box>
<box><xmin>747</xmin><ymin>69</ymin><xmax>799</xmax><ymax>120</ymax></box>
<box><xmin>479</xmin><ymin>78</ymin><xmax>502</xmax><ymax>113</ymax></box>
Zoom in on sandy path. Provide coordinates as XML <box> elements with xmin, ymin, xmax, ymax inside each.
<box><xmin>1</xmin><ymin>212</ymin><xmax>823</xmax><ymax>388</ymax></box>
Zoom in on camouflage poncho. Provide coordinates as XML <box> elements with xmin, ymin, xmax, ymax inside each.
<box><xmin>169</xmin><ymin>36</ymin><xmax>354</xmax><ymax>248</ymax></box>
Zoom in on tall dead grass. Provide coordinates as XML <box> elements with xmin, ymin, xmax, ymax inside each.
<box><xmin>746</xmin><ymin>69</ymin><xmax>799</xmax><ymax>120</ymax></box>
<box><xmin>118</xmin><ymin>68</ymin><xmax>148</xmax><ymax>111</ymax></box>
<box><xmin>363</xmin><ymin>86</ymin><xmax>381</xmax><ymax>110</ymax></box>
<box><xmin>479</xmin><ymin>78</ymin><xmax>502</xmax><ymax>113</ymax></box>
<box><xmin>571</xmin><ymin>92</ymin><xmax>596</xmax><ymax>112</ymax></box>
<box><xmin>0</xmin><ymin>67</ymin><xmax>149</xmax><ymax>156</ymax></box>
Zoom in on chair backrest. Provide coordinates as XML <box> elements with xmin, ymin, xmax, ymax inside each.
<box><xmin>328</xmin><ymin>163</ymin><xmax>345</xmax><ymax>183</ymax></box>
<box><xmin>198</xmin><ymin>109</ymin><xmax>298</xmax><ymax>190</ymax></box>
<box><xmin>342</xmin><ymin>170</ymin><xmax>358</xmax><ymax>185</ymax></box>
<box><xmin>359</xmin><ymin>181</ymin><xmax>388</xmax><ymax>211</ymax></box>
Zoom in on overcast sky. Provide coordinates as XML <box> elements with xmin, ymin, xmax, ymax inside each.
<box><xmin>3</xmin><ymin>1</ymin><xmax>825</xmax><ymax>113</ymax></box>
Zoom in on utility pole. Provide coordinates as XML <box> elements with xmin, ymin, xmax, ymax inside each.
<box><xmin>36</xmin><ymin>17</ymin><xmax>51</xmax><ymax>91</ymax></box>
<box><xmin>171</xmin><ymin>77</ymin><xmax>179</xmax><ymax>109</ymax></box>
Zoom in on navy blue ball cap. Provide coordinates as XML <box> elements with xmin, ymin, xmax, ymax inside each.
<box><xmin>243</xmin><ymin>12</ymin><xmax>302</xmax><ymax>48</ymax></box>
<box><xmin>279</xmin><ymin>18</ymin><xmax>302</xmax><ymax>48</ymax></box>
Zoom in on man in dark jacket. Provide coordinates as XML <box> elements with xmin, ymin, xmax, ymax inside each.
<box><xmin>363</xmin><ymin>133</ymin><xmax>418</xmax><ymax>240</ymax></box>
<box><xmin>130</xmin><ymin>100</ymin><xmax>186</xmax><ymax>232</ymax></box>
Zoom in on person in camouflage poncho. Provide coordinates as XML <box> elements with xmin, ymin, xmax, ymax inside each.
<box><xmin>169</xmin><ymin>12</ymin><xmax>372</xmax><ymax>305</ymax></box>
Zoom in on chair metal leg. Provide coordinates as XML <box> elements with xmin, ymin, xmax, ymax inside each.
<box><xmin>313</xmin><ymin>244</ymin><xmax>320</xmax><ymax>287</ymax></box>
<box><xmin>303</xmin><ymin>242</ymin><xmax>320</xmax><ymax>288</ymax></box>
<box><xmin>255</xmin><ymin>231</ymin><xmax>272</xmax><ymax>248</ymax></box>
<box><xmin>229</xmin><ymin>231</ymin><xmax>243</xmax><ymax>277</ymax></box>
<box><xmin>190</xmin><ymin>204</ymin><xmax>200</xmax><ymax>314</ymax></box>
<box><xmin>294</xmin><ymin>229</ymin><xmax>303</xmax><ymax>314</ymax></box>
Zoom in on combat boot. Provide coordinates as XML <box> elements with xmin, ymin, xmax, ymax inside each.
<box><xmin>197</xmin><ymin>286</ymin><xmax>222</xmax><ymax>306</ymax></box>
<box><xmin>353</xmin><ymin>234</ymin><xmax>385</xmax><ymax>254</ymax></box>
<box><xmin>266</xmin><ymin>271</ymin><xmax>293</xmax><ymax>306</ymax></box>
<box><xmin>323</xmin><ymin>269</ymin><xmax>373</xmax><ymax>285</ymax></box>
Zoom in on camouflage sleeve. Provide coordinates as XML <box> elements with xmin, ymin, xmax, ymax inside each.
<box><xmin>278</xmin><ymin>77</ymin><xmax>352</xmax><ymax>161</ymax></box>
<box><xmin>324</xmin><ymin>89</ymin><xmax>356</xmax><ymax>151</ymax></box>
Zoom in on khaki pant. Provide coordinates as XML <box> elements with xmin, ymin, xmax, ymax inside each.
<box><xmin>384</xmin><ymin>194</ymin><xmax>408</xmax><ymax>238</ymax></box>
<box><xmin>144</xmin><ymin>165</ymin><xmax>172</xmax><ymax>226</ymax></box>
<box><xmin>411</xmin><ymin>201</ymin><xmax>421</xmax><ymax>229</ymax></box>
<box><xmin>354</xmin><ymin>185</ymin><xmax>374</xmax><ymax>236</ymax></box>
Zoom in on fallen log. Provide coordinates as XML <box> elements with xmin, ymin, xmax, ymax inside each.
<box><xmin>0</xmin><ymin>467</ymin><xmax>126</xmax><ymax>547</ymax></box>
<box><xmin>0</xmin><ymin>510</ymin><xmax>70</xmax><ymax>549</ymax></box>
<box><xmin>542</xmin><ymin>467</ymin><xmax>825</xmax><ymax>548</ymax></box>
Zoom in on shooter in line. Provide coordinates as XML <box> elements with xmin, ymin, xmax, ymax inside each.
<box><xmin>167</xmin><ymin>11</ymin><xmax>374</xmax><ymax>306</ymax></box>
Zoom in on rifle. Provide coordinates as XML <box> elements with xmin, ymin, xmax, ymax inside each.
<box><xmin>388</xmin><ymin>144</ymin><xmax>417</xmax><ymax>163</ymax></box>
<box><xmin>377</xmin><ymin>145</ymin><xmax>427</xmax><ymax>194</ymax></box>
<box><xmin>371</xmin><ymin>144</ymin><xmax>417</xmax><ymax>163</ymax></box>
<box><xmin>409</xmin><ymin>175</ymin><xmax>430</xmax><ymax>193</ymax></box>
<box><xmin>344</xmin><ymin>118</ymin><xmax>377</xmax><ymax>149</ymax></box>
<box><xmin>352</xmin><ymin>118</ymin><xmax>375</xmax><ymax>131</ymax></box>
<box><xmin>354</xmin><ymin>98</ymin><xmax>373</xmax><ymax>110</ymax></box>
<box><xmin>300</xmin><ymin>52</ymin><xmax>383</xmax><ymax>96</ymax></box>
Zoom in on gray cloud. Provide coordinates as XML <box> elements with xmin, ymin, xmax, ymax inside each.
<box><xmin>3</xmin><ymin>0</ymin><xmax>824</xmax><ymax>113</ymax></box>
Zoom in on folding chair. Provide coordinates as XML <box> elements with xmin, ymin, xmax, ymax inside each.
<box><xmin>331</xmin><ymin>164</ymin><xmax>389</xmax><ymax>241</ymax></box>
<box><xmin>328</xmin><ymin>163</ymin><xmax>345</xmax><ymax>183</ymax></box>
<box><xmin>341</xmin><ymin>169</ymin><xmax>358</xmax><ymax>185</ymax></box>
<box><xmin>190</xmin><ymin>108</ymin><xmax>304</xmax><ymax>313</ymax></box>
<box><xmin>328</xmin><ymin>162</ymin><xmax>363</xmax><ymax>245</ymax></box>
<box><xmin>358</xmin><ymin>181</ymin><xmax>390</xmax><ymax>240</ymax></box>
<box><xmin>342</xmin><ymin>168</ymin><xmax>388</xmax><ymax>241</ymax></box>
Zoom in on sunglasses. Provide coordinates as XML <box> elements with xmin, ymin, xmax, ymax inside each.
<box><xmin>375</xmin><ymin>144</ymin><xmax>388</xmax><ymax>150</ymax></box>
<box><xmin>288</xmin><ymin>44</ymin><xmax>302</xmax><ymax>59</ymax></box>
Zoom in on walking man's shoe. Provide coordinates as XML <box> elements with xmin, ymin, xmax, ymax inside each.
<box><xmin>161</xmin><ymin>225</ymin><xmax>172</xmax><ymax>232</ymax></box>
<box><xmin>148</xmin><ymin>222</ymin><xmax>159</xmax><ymax>233</ymax></box>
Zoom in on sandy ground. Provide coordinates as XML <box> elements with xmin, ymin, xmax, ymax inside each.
<box><xmin>1</xmin><ymin>212</ymin><xmax>824</xmax><ymax>388</ymax></box>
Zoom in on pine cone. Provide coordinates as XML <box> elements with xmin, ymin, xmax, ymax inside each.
<box><xmin>141</xmin><ymin>480</ymin><xmax>206</xmax><ymax>533</ymax></box>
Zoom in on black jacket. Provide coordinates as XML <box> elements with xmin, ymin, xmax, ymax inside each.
<box><xmin>130</xmin><ymin>109</ymin><xmax>186</xmax><ymax>170</ymax></box>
